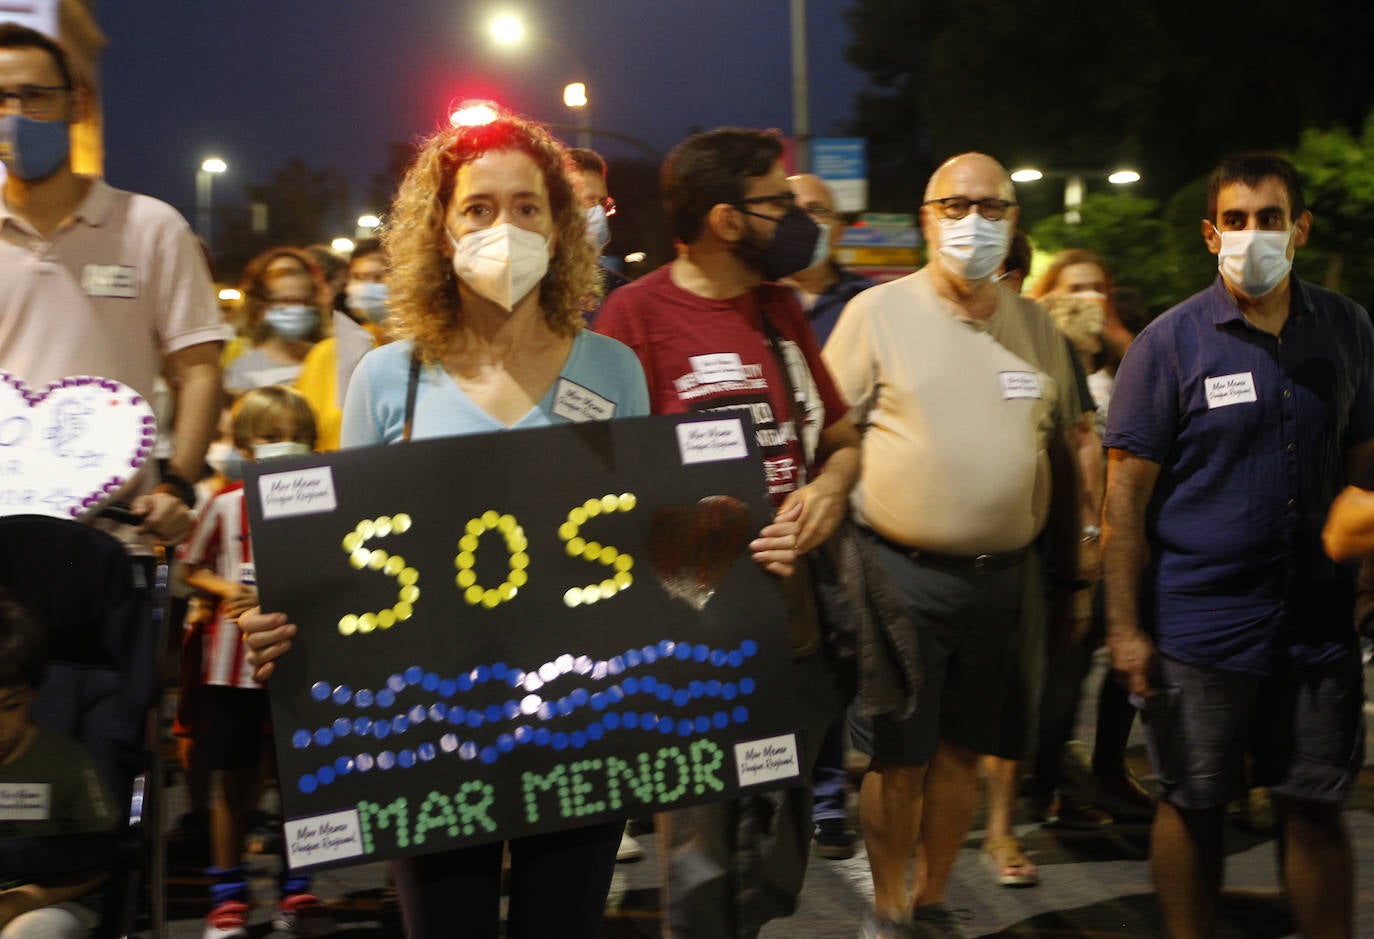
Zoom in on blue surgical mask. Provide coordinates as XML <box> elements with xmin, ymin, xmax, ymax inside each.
<box><xmin>0</xmin><ymin>113</ymin><xmax>71</xmax><ymax>181</ymax></box>
<box><xmin>584</xmin><ymin>204</ymin><xmax>611</xmax><ymax>252</ymax></box>
<box><xmin>263</xmin><ymin>304</ymin><xmax>319</xmax><ymax>340</ymax></box>
<box><xmin>345</xmin><ymin>281</ymin><xmax>389</xmax><ymax>323</ymax></box>
<box><xmin>222</xmin><ymin>447</ymin><xmax>246</xmax><ymax>481</ymax></box>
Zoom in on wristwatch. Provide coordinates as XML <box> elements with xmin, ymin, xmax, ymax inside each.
<box><xmin>155</xmin><ymin>472</ymin><xmax>197</xmax><ymax>509</ymax></box>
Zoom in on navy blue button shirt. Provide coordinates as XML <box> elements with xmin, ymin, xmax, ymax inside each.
<box><xmin>805</xmin><ymin>265</ymin><xmax>876</xmax><ymax>346</ymax></box>
<box><xmin>1105</xmin><ymin>277</ymin><xmax>1374</xmax><ymax>675</ymax></box>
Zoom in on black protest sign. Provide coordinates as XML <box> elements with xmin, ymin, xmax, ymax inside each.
<box><xmin>244</xmin><ymin>414</ymin><xmax>803</xmax><ymax>872</ymax></box>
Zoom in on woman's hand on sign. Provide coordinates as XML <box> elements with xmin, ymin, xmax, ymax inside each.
<box><xmin>238</xmin><ymin>606</ymin><xmax>296</xmax><ymax>682</ymax></box>
<box><xmin>750</xmin><ymin>501</ymin><xmax>802</xmax><ymax>579</ymax></box>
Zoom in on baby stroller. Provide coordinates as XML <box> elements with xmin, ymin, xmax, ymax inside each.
<box><xmin>0</xmin><ymin>514</ymin><xmax>170</xmax><ymax>938</ymax></box>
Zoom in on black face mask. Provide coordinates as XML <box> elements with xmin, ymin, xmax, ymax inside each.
<box><xmin>732</xmin><ymin>205</ymin><xmax>821</xmax><ymax>281</ymax></box>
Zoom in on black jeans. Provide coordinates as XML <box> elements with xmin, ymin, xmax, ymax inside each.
<box><xmin>390</xmin><ymin>819</ymin><xmax>623</xmax><ymax>939</ymax></box>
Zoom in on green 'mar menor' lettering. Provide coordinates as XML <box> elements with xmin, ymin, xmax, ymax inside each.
<box><xmin>522</xmin><ymin>740</ymin><xmax>730</xmax><ymax>824</ymax></box>
<box><xmin>413</xmin><ymin>780</ymin><xmax>497</xmax><ymax>845</ymax></box>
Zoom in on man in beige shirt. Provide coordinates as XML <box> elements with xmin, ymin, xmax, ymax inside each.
<box><xmin>823</xmin><ymin>153</ymin><xmax>1083</xmax><ymax>938</ymax></box>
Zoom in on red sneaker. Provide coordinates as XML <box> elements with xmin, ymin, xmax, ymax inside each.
<box><xmin>203</xmin><ymin>899</ymin><xmax>249</xmax><ymax>939</ymax></box>
<box><xmin>273</xmin><ymin>892</ymin><xmax>337</xmax><ymax>937</ymax></box>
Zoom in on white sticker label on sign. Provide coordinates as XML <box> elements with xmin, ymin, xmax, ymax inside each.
<box><xmin>259</xmin><ymin>466</ymin><xmax>337</xmax><ymax>520</ymax></box>
<box><xmin>690</xmin><ymin>353</ymin><xmax>747</xmax><ymax>384</ymax></box>
<box><xmin>285</xmin><ymin>808</ymin><xmax>365</xmax><ymax>869</ymax></box>
<box><xmin>999</xmin><ymin>371</ymin><xmax>1042</xmax><ymax>399</ymax></box>
<box><xmin>1205</xmin><ymin>372</ymin><xmax>1258</xmax><ymax>409</ymax></box>
<box><xmin>0</xmin><ymin>783</ymin><xmax>51</xmax><ymax>821</ymax></box>
<box><xmin>552</xmin><ymin>378</ymin><xmax>616</xmax><ymax>423</ymax></box>
<box><xmin>676</xmin><ymin>418</ymin><xmax>749</xmax><ymax>465</ymax></box>
<box><xmin>734</xmin><ymin>733</ymin><xmax>800</xmax><ymax>788</ymax></box>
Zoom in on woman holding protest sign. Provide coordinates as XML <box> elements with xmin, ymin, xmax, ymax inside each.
<box><xmin>236</xmin><ymin>112</ymin><xmax>804</xmax><ymax>938</ymax></box>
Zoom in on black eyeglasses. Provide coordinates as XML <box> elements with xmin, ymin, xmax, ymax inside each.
<box><xmin>0</xmin><ymin>84</ymin><xmax>70</xmax><ymax>118</ymax></box>
<box><xmin>803</xmin><ymin>204</ymin><xmax>840</xmax><ymax>223</ymax></box>
<box><xmin>736</xmin><ymin>192</ymin><xmax>802</xmax><ymax>211</ymax></box>
<box><xmin>922</xmin><ymin>196</ymin><xmax>1017</xmax><ymax>221</ymax></box>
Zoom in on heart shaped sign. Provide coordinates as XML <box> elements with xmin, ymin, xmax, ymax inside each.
<box><xmin>0</xmin><ymin>370</ymin><xmax>157</xmax><ymax>521</ymax></box>
<box><xmin>649</xmin><ymin>495</ymin><xmax>753</xmax><ymax>611</ymax></box>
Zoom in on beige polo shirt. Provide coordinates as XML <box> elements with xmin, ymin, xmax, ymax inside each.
<box><xmin>823</xmin><ymin>268</ymin><xmax>1080</xmax><ymax>555</ymax></box>
<box><xmin>0</xmin><ymin>178</ymin><xmax>222</xmax><ymax>401</ymax></box>
<box><xmin>0</xmin><ymin>179</ymin><xmax>222</xmax><ymax>543</ymax></box>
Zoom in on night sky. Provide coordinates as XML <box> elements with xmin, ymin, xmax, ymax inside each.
<box><xmin>98</xmin><ymin>1</ymin><xmax>867</xmax><ymax>224</ymax></box>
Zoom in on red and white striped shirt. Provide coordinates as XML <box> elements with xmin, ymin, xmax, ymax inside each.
<box><xmin>181</xmin><ymin>483</ymin><xmax>259</xmax><ymax>689</ymax></box>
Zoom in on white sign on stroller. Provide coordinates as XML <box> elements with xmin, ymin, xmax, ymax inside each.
<box><xmin>0</xmin><ymin>370</ymin><xmax>157</xmax><ymax>520</ymax></box>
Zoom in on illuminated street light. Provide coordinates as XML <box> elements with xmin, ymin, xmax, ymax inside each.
<box><xmin>1012</xmin><ymin>167</ymin><xmax>1143</xmax><ymax>224</ymax></box>
<box><xmin>331</xmin><ymin>237</ymin><xmax>355</xmax><ymax>254</ymax></box>
<box><xmin>489</xmin><ymin>13</ymin><xmax>524</xmax><ymax>46</ymax></box>
<box><xmin>196</xmin><ymin>156</ymin><xmax>228</xmax><ymax>253</ymax></box>
<box><xmin>562</xmin><ymin>82</ymin><xmax>591</xmax><ymax>148</ymax></box>
<box><xmin>217</xmin><ymin>287</ymin><xmax>242</xmax><ymax>302</ymax></box>
<box><xmin>451</xmin><ymin>99</ymin><xmax>500</xmax><ymax>127</ymax></box>
<box><xmin>358</xmin><ymin>214</ymin><xmax>381</xmax><ymax>229</ymax></box>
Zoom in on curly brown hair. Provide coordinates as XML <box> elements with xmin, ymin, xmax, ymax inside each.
<box><xmin>383</xmin><ymin>115</ymin><xmax>595</xmax><ymax>361</ymax></box>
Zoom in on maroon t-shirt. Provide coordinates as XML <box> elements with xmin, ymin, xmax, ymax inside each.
<box><xmin>595</xmin><ymin>265</ymin><xmax>848</xmax><ymax>504</ymax></box>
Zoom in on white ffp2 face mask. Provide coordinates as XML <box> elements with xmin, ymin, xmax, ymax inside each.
<box><xmin>253</xmin><ymin>441</ymin><xmax>312</xmax><ymax>461</ymax></box>
<box><xmin>448</xmin><ymin>223</ymin><xmax>551</xmax><ymax>311</ymax></box>
<box><xmin>936</xmin><ymin>213</ymin><xmax>1010</xmax><ymax>281</ymax></box>
<box><xmin>1216</xmin><ymin>228</ymin><xmax>1294</xmax><ymax>298</ymax></box>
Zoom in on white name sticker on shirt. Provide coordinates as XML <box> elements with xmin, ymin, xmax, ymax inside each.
<box><xmin>677</xmin><ymin>418</ymin><xmax>749</xmax><ymax>465</ymax></box>
<box><xmin>999</xmin><ymin>371</ymin><xmax>1042</xmax><ymax>400</ymax></box>
<box><xmin>81</xmin><ymin>264</ymin><xmax>139</xmax><ymax>299</ymax></box>
<box><xmin>689</xmin><ymin>353</ymin><xmax>747</xmax><ymax>384</ymax></box>
<box><xmin>552</xmin><ymin>378</ymin><xmax>616</xmax><ymax>423</ymax></box>
<box><xmin>1205</xmin><ymin>372</ymin><xmax>1258</xmax><ymax>409</ymax></box>
<box><xmin>285</xmin><ymin>808</ymin><xmax>365</xmax><ymax>869</ymax></box>
<box><xmin>0</xmin><ymin>783</ymin><xmax>51</xmax><ymax>821</ymax></box>
<box><xmin>734</xmin><ymin>733</ymin><xmax>800</xmax><ymax>788</ymax></box>
<box><xmin>237</xmin><ymin>563</ymin><xmax>257</xmax><ymax>587</ymax></box>
<box><xmin>259</xmin><ymin>466</ymin><xmax>337</xmax><ymax>521</ymax></box>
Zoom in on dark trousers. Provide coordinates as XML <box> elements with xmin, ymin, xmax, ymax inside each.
<box><xmin>390</xmin><ymin>819</ymin><xmax>623</xmax><ymax>939</ymax></box>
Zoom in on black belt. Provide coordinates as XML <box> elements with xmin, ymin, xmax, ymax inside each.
<box><xmin>861</xmin><ymin>526</ymin><xmax>1028</xmax><ymax>574</ymax></box>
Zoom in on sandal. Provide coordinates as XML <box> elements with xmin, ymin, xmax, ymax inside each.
<box><xmin>982</xmin><ymin>836</ymin><xmax>1039</xmax><ymax>887</ymax></box>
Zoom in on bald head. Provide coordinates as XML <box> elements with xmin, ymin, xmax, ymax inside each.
<box><xmin>924</xmin><ymin>153</ymin><xmax>1015</xmax><ymax>203</ymax></box>
<box><xmin>788</xmin><ymin>173</ymin><xmax>836</xmax><ymax>215</ymax></box>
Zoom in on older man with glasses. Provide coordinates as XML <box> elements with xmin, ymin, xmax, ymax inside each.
<box><xmin>823</xmin><ymin>152</ymin><xmax>1086</xmax><ymax>938</ymax></box>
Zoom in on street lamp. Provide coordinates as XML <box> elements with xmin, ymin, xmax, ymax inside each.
<box><xmin>355</xmin><ymin>214</ymin><xmax>381</xmax><ymax>239</ymax></box>
<box><xmin>488</xmin><ymin>13</ymin><xmax>524</xmax><ymax>46</ymax></box>
<box><xmin>563</xmin><ymin>82</ymin><xmax>590</xmax><ymax>149</ymax></box>
<box><xmin>1010</xmin><ymin>166</ymin><xmax>1141</xmax><ymax>224</ymax></box>
<box><xmin>486</xmin><ymin>13</ymin><xmax>592</xmax><ymax>147</ymax></box>
<box><xmin>196</xmin><ymin>156</ymin><xmax>227</xmax><ymax>252</ymax></box>
<box><xmin>331</xmin><ymin>237</ymin><xmax>355</xmax><ymax>254</ymax></box>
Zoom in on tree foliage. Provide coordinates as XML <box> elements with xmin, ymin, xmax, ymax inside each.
<box><xmin>845</xmin><ymin>0</ymin><xmax>1374</xmax><ymax>214</ymax></box>
<box><xmin>1289</xmin><ymin>112</ymin><xmax>1374</xmax><ymax>304</ymax></box>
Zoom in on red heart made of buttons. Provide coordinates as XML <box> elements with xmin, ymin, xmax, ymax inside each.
<box><xmin>0</xmin><ymin>370</ymin><xmax>157</xmax><ymax>521</ymax></box>
<box><xmin>648</xmin><ymin>495</ymin><xmax>753</xmax><ymax>610</ymax></box>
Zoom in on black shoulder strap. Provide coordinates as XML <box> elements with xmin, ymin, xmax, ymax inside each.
<box><xmin>402</xmin><ymin>351</ymin><xmax>421</xmax><ymax>443</ymax></box>
<box><xmin>754</xmin><ymin>291</ymin><xmax>810</xmax><ymax>485</ymax></box>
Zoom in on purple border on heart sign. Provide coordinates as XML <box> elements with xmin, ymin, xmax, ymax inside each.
<box><xmin>0</xmin><ymin>370</ymin><xmax>158</xmax><ymax>521</ymax></box>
